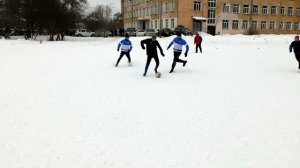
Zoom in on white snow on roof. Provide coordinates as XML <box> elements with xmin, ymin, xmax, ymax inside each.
<box><xmin>193</xmin><ymin>16</ymin><xmax>208</xmax><ymax>20</ymax></box>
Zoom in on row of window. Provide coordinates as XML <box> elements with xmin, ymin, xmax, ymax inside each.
<box><xmin>222</xmin><ymin>20</ymin><xmax>300</xmax><ymax>31</ymax></box>
<box><xmin>149</xmin><ymin>19</ymin><xmax>176</xmax><ymax>29</ymax></box>
<box><xmin>124</xmin><ymin>2</ymin><xmax>175</xmax><ymax>19</ymax></box>
<box><xmin>125</xmin><ymin>18</ymin><xmax>176</xmax><ymax>30</ymax></box>
<box><xmin>124</xmin><ymin>0</ymin><xmax>148</xmax><ymax>7</ymax></box>
<box><xmin>223</xmin><ymin>4</ymin><xmax>300</xmax><ymax>16</ymax></box>
<box><xmin>193</xmin><ymin>1</ymin><xmax>300</xmax><ymax>16</ymax></box>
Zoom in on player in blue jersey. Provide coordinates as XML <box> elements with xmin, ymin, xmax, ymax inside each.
<box><xmin>116</xmin><ymin>34</ymin><xmax>133</xmax><ymax>67</ymax></box>
<box><xmin>167</xmin><ymin>33</ymin><xmax>189</xmax><ymax>73</ymax></box>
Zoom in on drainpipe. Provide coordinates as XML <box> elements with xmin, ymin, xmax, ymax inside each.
<box><xmin>176</xmin><ymin>0</ymin><xmax>179</xmax><ymax>26</ymax></box>
<box><xmin>160</xmin><ymin>0</ymin><xmax>162</xmax><ymax>31</ymax></box>
<box><xmin>131</xmin><ymin>0</ymin><xmax>133</xmax><ymax>28</ymax></box>
<box><xmin>249</xmin><ymin>0</ymin><xmax>253</xmax><ymax>34</ymax></box>
<box><xmin>122</xmin><ymin>0</ymin><xmax>125</xmax><ymax>29</ymax></box>
<box><xmin>278</xmin><ymin>0</ymin><xmax>282</xmax><ymax>34</ymax></box>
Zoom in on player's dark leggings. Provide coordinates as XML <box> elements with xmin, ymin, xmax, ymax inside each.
<box><xmin>295</xmin><ymin>52</ymin><xmax>300</xmax><ymax>69</ymax></box>
<box><xmin>144</xmin><ymin>55</ymin><xmax>159</xmax><ymax>74</ymax></box>
<box><xmin>171</xmin><ymin>52</ymin><xmax>185</xmax><ymax>70</ymax></box>
<box><xmin>116</xmin><ymin>51</ymin><xmax>131</xmax><ymax>66</ymax></box>
<box><xmin>196</xmin><ymin>44</ymin><xmax>202</xmax><ymax>53</ymax></box>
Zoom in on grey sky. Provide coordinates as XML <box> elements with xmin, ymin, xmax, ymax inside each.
<box><xmin>87</xmin><ymin>0</ymin><xmax>121</xmax><ymax>13</ymax></box>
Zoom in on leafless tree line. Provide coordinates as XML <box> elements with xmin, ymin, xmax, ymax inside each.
<box><xmin>0</xmin><ymin>0</ymin><xmax>123</xmax><ymax>40</ymax></box>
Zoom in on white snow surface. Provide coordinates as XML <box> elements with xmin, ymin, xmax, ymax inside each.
<box><xmin>1</xmin><ymin>35</ymin><xmax>300</xmax><ymax>168</ymax></box>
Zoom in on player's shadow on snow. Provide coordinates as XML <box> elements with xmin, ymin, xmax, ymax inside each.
<box><xmin>162</xmin><ymin>69</ymin><xmax>197</xmax><ymax>76</ymax></box>
<box><xmin>112</xmin><ymin>63</ymin><xmax>140</xmax><ymax>68</ymax></box>
<box><xmin>278</xmin><ymin>68</ymin><xmax>300</xmax><ymax>74</ymax></box>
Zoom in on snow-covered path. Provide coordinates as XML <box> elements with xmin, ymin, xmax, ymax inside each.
<box><xmin>0</xmin><ymin>35</ymin><xmax>300</xmax><ymax>168</ymax></box>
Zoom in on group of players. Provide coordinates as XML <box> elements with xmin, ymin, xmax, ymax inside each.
<box><xmin>116</xmin><ymin>33</ymin><xmax>300</xmax><ymax>78</ymax></box>
<box><xmin>116</xmin><ymin>32</ymin><xmax>199</xmax><ymax>77</ymax></box>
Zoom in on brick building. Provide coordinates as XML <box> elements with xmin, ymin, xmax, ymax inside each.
<box><xmin>121</xmin><ymin>0</ymin><xmax>300</xmax><ymax>35</ymax></box>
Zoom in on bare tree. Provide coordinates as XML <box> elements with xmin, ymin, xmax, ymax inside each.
<box><xmin>1</xmin><ymin>0</ymin><xmax>87</xmax><ymax>40</ymax></box>
<box><xmin>84</xmin><ymin>4</ymin><xmax>112</xmax><ymax>31</ymax></box>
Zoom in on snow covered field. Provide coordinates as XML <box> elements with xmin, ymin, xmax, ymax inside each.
<box><xmin>0</xmin><ymin>34</ymin><xmax>300</xmax><ymax>168</ymax></box>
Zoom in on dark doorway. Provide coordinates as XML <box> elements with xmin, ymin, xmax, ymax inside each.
<box><xmin>142</xmin><ymin>21</ymin><xmax>146</xmax><ymax>30</ymax></box>
<box><xmin>207</xmin><ymin>26</ymin><xmax>216</xmax><ymax>35</ymax></box>
<box><xmin>193</xmin><ymin>20</ymin><xmax>202</xmax><ymax>32</ymax></box>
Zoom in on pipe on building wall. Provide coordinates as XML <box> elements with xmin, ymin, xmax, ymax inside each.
<box><xmin>249</xmin><ymin>0</ymin><xmax>254</xmax><ymax>34</ymax></box>
<box><xmin>159</xmin><ymin>0</ymin><xmax>162</xmax><ymax>31</ymax></box>
<box><xmin>176</xmin><ymin>0</ymin><xmax>179</xmax><ymax>24</ymax></box>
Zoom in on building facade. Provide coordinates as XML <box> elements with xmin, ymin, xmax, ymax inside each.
<box><xmin>121</xmin><ymin>0</ymin><xmax>300</xmax><ymax>35</ymax></box>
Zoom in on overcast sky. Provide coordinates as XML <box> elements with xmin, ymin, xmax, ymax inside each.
<box><xmin>87</xmin><ymin>0</ymin><xmax>121</xmax><ymax>13</ymax></box>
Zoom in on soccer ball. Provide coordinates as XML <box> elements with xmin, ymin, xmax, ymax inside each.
<box><xmin>156</xmin><ymin>72</ymin><xmax>161</xmax><ymax>78</ymax></box>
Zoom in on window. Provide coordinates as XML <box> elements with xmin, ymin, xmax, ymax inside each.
<box><xmin>165</xmin><ymin>19</ymin><xmax>169</xmax><ymax>28</ymax></box>
<box><xmin>294</xmin><ymin>22</ymin><xmax>300</xmax><ymax>31</ymax></box>
<box><xmin>232</xmin><ymin>20</ymin><xmax>239</xmax><ymax>29</ymax></box>
<box><xmin>223</xmin><ymin>4</ymin><xmax>230</xmax><ymax>13</ymax></box>
<box><xmin>233</xmin><ymin>4</ymin><xmax>240</xmax><ymax>13</ymax></box>
<box><xmin>271</xmin><ymin>6</ymin><xmax>276</xmax><ymax>15</ymax></box>
<box><xmin>160</xmin><ymin>19</ymin><xmax>163</xmax><ymax>28</ymax></box>
<box><xmin>164</xmin><ymin>3</ymin><xmax>169</xmax><ymax>13</ymax></box>
<box><xmin>242</xmin><ymin>20</ymin><xmax>248</xmax><ymax>29</ymax></box>
<box><xmin>146</xmin><ymin>7</ymin><xmax>150</xmax><ymax>16</ymax></box>
<box><xmin>279</xmin><ymin>22</ymin><xmax>284</xmax><ymax>30</ymax></box>
<box><xmin>288</xmin><ymin>7</ymin><xmax>293</xmax><ymax>16</ymax></box>
<box><xmin>270</xmin><ymin>21</ymin><xmax>275</xmax><ymax>30</ymax></box>
<box><xmin>170</xmin><ymin>1</ymin><xmax>175</xmax><ymax>11</ymax></box>
<box><xmin>252</xmin><ymin>21</ymin><xmax>257</xmax><ymax>30</ymax></box>
<box><xmin>262</xmin><ymin>6</ymin><xmax>268</xmax><ymax>15</ymax></box>
<box><xmin>194</xmin><ymin>1</ymin><xmax>201</xmax><ymax>12</ymax></box>
<box><xmin>208</xmin><ymin>0</ymin><xmax>216</xmax><ymax>8</ymax></box>
<box><xmin>150</xmin><ymin>21</ymin><xmax>153</xmax><ymax>29</ymax></box>
<box><xmin>208</xmin><ymin>9</ymin><xmax>216</xmax><ymax>24</ymax></box>
<box><xmin>208</xmin><ymin>0</ymin><xmax>216</xmax><ymax>24</ymax></box>
<box><xmin>222</xmin><ymin>20</ymin><xmax>229</xmax><ymax>29</ymax></box>
<box><xmin>297</xmin><ymin>8</ymin><xmax>300</xmax><ymax>16</ymax></box>
<box><xmin>243</xmin><ymin>5</ymin><xmax>250</xmax><ymax>14</ymax></box>
<box><xmin>155</xmin><ymin>20</ymin><xmax>158</xmax><ymax>29</ymax></box>
<box><xmin>253</xmin><ymin>5</ymin><xmax>259</xmax><ymax>14</ymax></box>
<box><xmin>286</xmin><ymin>22</ymin><xmax>292</xmax><ymax>30</ymax></box>
<box><xmin>171</xmin><ymin>19</ymin><xmax>175</xmax><ymax>28</ymax></box>
<box><xmin>280</xmin><ymin>7</ymin><xmax>285</xmax><ymax>15</ymax></box>
<box><xmin>261</xmin><ymin>21</ymin><xmax>267</xmax><ymax>29</ymax></box>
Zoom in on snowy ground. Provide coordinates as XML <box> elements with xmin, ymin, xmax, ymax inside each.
<box><xmin>0</xmin><ymin>34</ymin><xmax>300</xmax><ymax>168</ymax></box>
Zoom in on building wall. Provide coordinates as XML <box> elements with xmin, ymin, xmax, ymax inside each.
<box><xmin>122</xmin><ymin>0</ymin><xmax>179</xmax><ymax>30</ymax></box>
<box><xmin>177</xmin><ymin>0</ymin><xmax>207</xmax><ymax>30</ymax></box>
<box><xmin>122</xmin><ymin>0</ymin><xmax>300</xmax><ymax>35</ymax></box>
<box><xmin>215</xmin><ymin>0</ymin><xmax>300</xmax><ymax>34</ymax></box>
